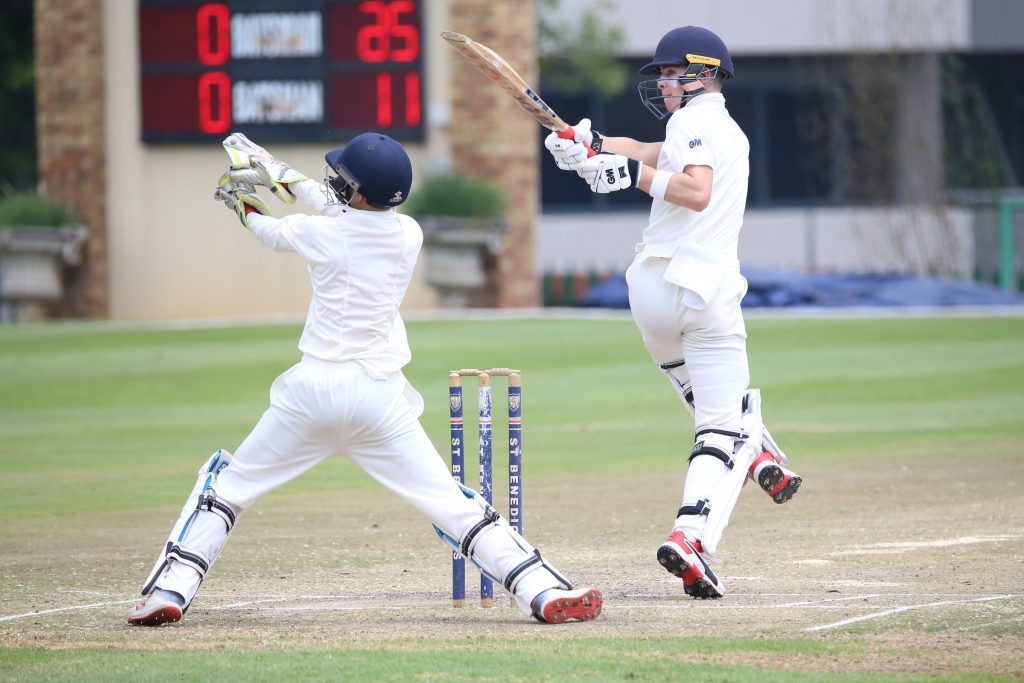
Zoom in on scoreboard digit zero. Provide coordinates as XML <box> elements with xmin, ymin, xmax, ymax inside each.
<box><xmin>138</xmin><ymin>1</ymin><xmax>425</xmax><ymax>143</ymax></box>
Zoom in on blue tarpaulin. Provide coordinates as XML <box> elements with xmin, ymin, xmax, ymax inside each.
<box><xmin>578</xmin><ymin>267</ymin><xmax>1024</xmax><ymax>309</ymax></box>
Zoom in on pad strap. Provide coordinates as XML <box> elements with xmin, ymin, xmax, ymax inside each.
<box><xmin>167</xmin><ymin>544</ymin><xmax>210</xmax><ymax>576</ymax></box>
<box><xmin>504</xmin><ymin>549</ymin><xmax>573</xmax><ymax>595</ymax></box>
<box><xmin>199</xmin><ymin>490</ymin><xmax>236</xmax><ymax>531</ymax></box>
<box><xmin>677</xmin><ymin>499</ymin><xmax>711</xmax><ymax>518</ymax></box>
<box><xmin>695</xmin><ymin>427</ymin><xmax>746</xmax><ymax>439</ymax></box>
<box><xmin>460</xmin><ymin>506</ymin><xmax>500</xmax><ymax>558</ymax></box>
<box><xmin>503</xmin><ymin>549</ymin><xmax>542</xmax><ymax>592</ymax></box>
<box><xmin>689</xmin><ymin>429</ymin><xmax>741</xmax><ymax>468</ymax></box>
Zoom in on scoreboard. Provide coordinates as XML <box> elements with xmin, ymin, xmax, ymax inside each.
<box><xmin>138</xmin><ymin>1</ymin><xmax>425</xmax><ymax>143</ymax></box>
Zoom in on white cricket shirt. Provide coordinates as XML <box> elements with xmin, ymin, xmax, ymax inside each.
<box><xmin>247</xmin><ymin>182</ymin><xmax>422</xmax><ymax>378</ymax></box>
<box><xmin>639</xmin><ymin>92</ymin><xmax>750</xmax><ymax>268</ymax></box>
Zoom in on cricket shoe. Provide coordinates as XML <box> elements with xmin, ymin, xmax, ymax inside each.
<box><xmin>531</xmin><ymin>587</ymin><xmax>603</xmax><ymax>623</ymax></box>
<box><xmin>748</xmin><ymin>451</ymin><xmax>802</xmax><ymax>504</ymax></box>
<box><xmin>127</xmin><ymin>590</ymin><xmax>184</xmax><ymax>626</ymax></box>
<box><xmin>657</xmin><ymin>531</ymin><xmax>724</xmax><ymax>599</ymax></box>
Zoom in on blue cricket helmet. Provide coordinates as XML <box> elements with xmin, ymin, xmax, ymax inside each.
<box><xmin>639</xmin><ymin>26</ymin><xmax>734</xmax><ymax>79</ymax></box>
<box><xmin>324</xmin><ymin>132</ymin><xmax>412</xmax><ymax>208</ymax></box>
<box><xmin>637</xmin><ymin>26</ymin><xmax>734</xmax><ymax>120</ymax></box>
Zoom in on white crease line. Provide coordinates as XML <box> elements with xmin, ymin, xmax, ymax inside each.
<box><xmin>208</xmin><ymin>594</ymin><xmax>360</xmax><ymax>610</ymax></box>
<box><xmin>4</xmin><ymin>593</ymin><xmax>1017</xmax><ymax>624</ymax></box>
<box><xmin>804</xmin><ymin>595</ymin><xmax>1015</xmax><ymax>632</ymax></box>
<box><xmin>831</xmin><ymin>535</ymin><xmax>1021</xmax><ymax>556</ymax></box>
<box><xmin>0</xmin><ymin>600</ymin><xmax>137</xmax><ymax>623</ymax></box>
<box><xmin>259</xmin><ymin>605</ymin><xmax>435</xmax><ymax>613</ymax></box>
<box><xmin>773</xmin><ymin>594</ymin><xmax>882</xmax><ymax>608</ymax></box>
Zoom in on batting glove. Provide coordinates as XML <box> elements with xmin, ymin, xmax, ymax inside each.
<box><xmin>576</xmin><ymin>153</ymin><xmax>639</xmax><ymax>194</ymax></box>
<box><xmin>544</xmin><ymin>118</ymin><xmax>602</xmax><ymax>170</ymax></box>
<box><xmin>214</xmin><ymin>173</ymin><xmax>272</xmax><ymax>229</ymax></box>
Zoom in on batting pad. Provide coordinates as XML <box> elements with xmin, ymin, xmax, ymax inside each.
<box><xmin>700</xmin><ymin>389</ymin><xmax>764</xmax><ymax>556</ymax></box>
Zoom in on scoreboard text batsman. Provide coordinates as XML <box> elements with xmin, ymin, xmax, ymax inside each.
<box><xmin>139</xmin><ymin>1</ymin><xmax>425</xmax><ymax>143</ymax></box>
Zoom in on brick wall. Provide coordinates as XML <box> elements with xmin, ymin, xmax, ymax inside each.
<box><xmin>449</xmin><ymin>1</ymin><xmax>539</xmax><ymax>307</ymax></box>
<box><xmin>34</xmin><ymin>0</ymin><xmax>107</xmax><ymax>318</ymax></box>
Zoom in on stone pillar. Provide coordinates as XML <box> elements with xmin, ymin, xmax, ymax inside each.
<box><xmin>449</xmin><ymin>0</ymin><xmax>539</xmax><ymax>307</ymax></box>
<box><xmin>34</xmin><ymin>0</ymin><xmax>108</xmax><ymax>318</ymax></box>
<box><xmin>896</xmin><ymin>54</ymin><xmax>943</xmax><ymax>204</ymax></box>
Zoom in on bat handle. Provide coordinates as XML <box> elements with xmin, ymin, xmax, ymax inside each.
<box><xmin>558</xmin><ymin>126</ymin><xmax>597</xmax><ymax>158</ymax></box>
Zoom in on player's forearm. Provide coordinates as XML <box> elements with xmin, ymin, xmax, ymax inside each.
<box><xmin>635</xmin><ymin>164</ymin><xmax>712</xmax><ymax>211</ymax></box>
<box><xmin>600</xmin><ymin>137</ymin><xmax>662</xmax><ymax>167</ymax></box>
<box><xmin>289</xmin><ymin>177</ymin><xmax>330</xmax><ymax>212</ymax></box>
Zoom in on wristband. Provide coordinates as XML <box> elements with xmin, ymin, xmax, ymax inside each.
<box><xmin>648</xmin><ymin>169</ymin><xmax>672</xmax><ymax>200</ymax></box>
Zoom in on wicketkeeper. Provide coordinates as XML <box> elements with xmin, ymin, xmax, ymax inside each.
<box><xmin>128</xmin><ymin>132</ymin><xmax>602</xmax><ymax>626</ymax></box>
<box><xmin>544</xmin><ymin>26</ymin><xmax>802</xmax><ymax>599</ymax></box>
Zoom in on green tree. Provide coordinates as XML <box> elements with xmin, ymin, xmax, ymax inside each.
<box><xmin>537</xmin><ymin>0</ymin><xmax>627</xmax><ymax>99</ymax></box>
<box><xmin>0</xmin><ymin>1</ymin><xmax>37</xmax><ymax>191</ymax></box>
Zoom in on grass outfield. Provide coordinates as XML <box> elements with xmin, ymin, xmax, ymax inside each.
<box><xmin>1</xmin><ymin>313</ymin><xmax>1022</xmax><ymax>681</ymax></box>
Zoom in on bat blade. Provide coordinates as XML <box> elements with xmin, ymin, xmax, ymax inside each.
<box><xmin>441</xmin><ymin>31</ymin><xmax>569</xmax><ymax>134</ymax></box>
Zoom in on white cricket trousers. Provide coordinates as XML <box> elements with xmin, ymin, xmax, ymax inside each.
<box><xmin>626</xmin><ymin>254</ymin><xmax>751</xmax><ymax>532</ymax></box>
<box><xmin>625</xmin><ymin>254</ymin><xmax>750</xmax><ymax>431</ymax></box>
<box><xmin>158</xmin><ymin>356</ymin><xmax>554</xmax><ymax>615</ymax></box>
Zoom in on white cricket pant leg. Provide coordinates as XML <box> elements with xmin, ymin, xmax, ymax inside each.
<box><xmin>159</xmin><ymin>357</ymin><xmax>556</xmax><ymax>614</ymax></box>
<box><xmin>337</xmin><ymin>388</ymin><xmax>556</xmax><ymax>616</ymax></box>
<box><xmin>626</xmin><ymin>255</ymin><xmax>750</xmax><ymax>539</ymax></box>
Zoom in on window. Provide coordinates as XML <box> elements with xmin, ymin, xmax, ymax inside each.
<box><xmin>539</xmin><ymin>55</ymin><xmax>904</xmax><ymax>210</ymax></box>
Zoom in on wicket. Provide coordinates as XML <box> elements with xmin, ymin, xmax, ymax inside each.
<box><xmin>449</xmin><ymin>368</ymin><xmax>522</xmax><ymax>608</ymax></box>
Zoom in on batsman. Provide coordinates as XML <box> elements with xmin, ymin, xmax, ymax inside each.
<box><xmin>544</xmin><ymin>26</ymin><xmax>802</xmax><ymax>599</ymax></box>
<box><xmin>128</xmin><ymin>132</ymin><xmax>601</xmax><ymax>626</ymax></box>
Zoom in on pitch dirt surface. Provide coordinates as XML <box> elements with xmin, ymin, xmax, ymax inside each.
<box><xmin>2</xmin><ymin>453</ymin><xmax>1022</xmax><ymax>676</ymax></box>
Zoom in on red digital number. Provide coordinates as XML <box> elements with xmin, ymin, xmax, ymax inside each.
<box><xmin>357</xmin><ymin>1</ymin><xmax>419</xmax><ymax>63</ymax></box>
<box><xmin>403</xmin><ymin>71</ymin><xmax>421</xmax><ymax>126</ymax></box>
<box><xmin>376</xmin><ymin>72</ymin><xmax>393</xmax><ymax>127</ymax></box>
<box><xmin>196</xmin><ymin>3</ymin><xmax>230</xmax><ymax>66</ymax></box>
<box><xmin>198</xmin><ymin>71</ymin><xmax>231</xmax><ymax>133</ymax></box>
<box><xmin>375</xmin><ymin>71</ymin><xmax>420</xmax><ymax>127</ymax></box>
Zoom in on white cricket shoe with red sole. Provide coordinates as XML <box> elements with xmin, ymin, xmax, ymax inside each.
<box><xmin>657</xmin><ymin>530</ymin><xmax>725</xmax><ymax>599</ymax></box>
<box><xmin>127</xmin><ymin>592</ymin><xmax>183</xmax><ymax>626</ymax></box>
<box><xmin>532</xmin><ymin>587</ymin><xmax>603</xmax><ymax>623</ymax></box>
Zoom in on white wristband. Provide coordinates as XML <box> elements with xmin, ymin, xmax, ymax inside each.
<box><xmin>648</xmin><ymin>169</ymin><xmax>672</xmax><ymax>200</ymax></box>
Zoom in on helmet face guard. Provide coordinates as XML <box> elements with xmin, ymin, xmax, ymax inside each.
<box><xmin>322</xmin><ymin>162</ymin><xmax>359</xmax><ymax>206</ymax></box>
<box><xmin>638</xmin><ymin>54</ymin><xmax>722</xmax><ymax>120</ymax></box>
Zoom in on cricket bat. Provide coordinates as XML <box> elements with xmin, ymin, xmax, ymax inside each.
<box><xmin>441</xmin><ymin>31</ymin><xmax>596</xmax><ymax>157</ymax></box>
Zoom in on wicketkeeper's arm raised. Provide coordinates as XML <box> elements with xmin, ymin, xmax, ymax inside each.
<box><xmin>222</xmin><ymin>132</ymin><xmax>317</xmax><ymax>207</ymax></box>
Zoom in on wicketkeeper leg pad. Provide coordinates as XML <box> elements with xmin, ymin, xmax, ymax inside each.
<box><xmin>433</xmin><ymin>484</ymin><xmax>572</xmax><ymax>615</ymax></box>
<box><xmin>141</xmin><ymin>449</ymin><xmax>244</xmax><ymax>609</ymax></box>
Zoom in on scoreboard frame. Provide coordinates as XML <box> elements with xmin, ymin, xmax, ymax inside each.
<box><xmin>138</xmin><ymin>0</ymin><xmax>427</xmax><ymax>143</ymax></box>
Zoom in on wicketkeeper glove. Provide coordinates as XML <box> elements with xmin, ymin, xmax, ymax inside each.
<box><xmin>575</xmin><ymin>153</ymin><xmax>641</xmax><ymax>194</ymax></box>
<box><xmin>222</xmin><ymin>132</ymin><xmax>309</xmax><ymax>205</ymax></box>
<box><xmin>214</xmin><ymin>173</ymin><xmax>272</xmax><ymax>229</ymax></box>
<box><xmin>222</xmin><ymin>132</ymin><xmax>273</xmax><ymax>165</ymax></box>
